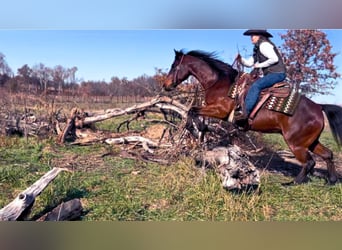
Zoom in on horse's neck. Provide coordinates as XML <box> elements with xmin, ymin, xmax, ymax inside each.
<box><xmin>189</xmin><ymin>61</ymin><xmax>218</xmax><ymax>88</ymax></box>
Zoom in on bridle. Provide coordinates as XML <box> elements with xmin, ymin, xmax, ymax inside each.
<box><xmin>173</xmin><ymin>54</ymin><xmax>185</xmax><ymax>84</ymax></box>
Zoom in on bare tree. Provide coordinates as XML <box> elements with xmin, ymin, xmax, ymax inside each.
<box><xmin>280</xmin><ymin>29</ymin><xmax>341</xmax><ymax>97</ymax></box>
<box><xmin>52</xmin><ymin>65</ymin><xmax>66</xmax><ymax>94</ymax></box>
<box><xmin>0</xmin><ymin>52</ymin><xmax>13</xmax><ymax>76</ymax></box>
<box><xmin>31</xmin><ymin>63</ymin><xmax>52</xmax><ymax>94</ymax></box>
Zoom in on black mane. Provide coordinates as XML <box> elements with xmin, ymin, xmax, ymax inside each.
<box><xmin>184</xmin><ymin>50</ymin><xmax>238</xmax><ymax>81</ymax></box>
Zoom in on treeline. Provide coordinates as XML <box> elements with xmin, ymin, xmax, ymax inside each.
<box><xmin>0</xmin><ymin>59</ymin><xmax>163</xmax><ymax>98</ymax></box>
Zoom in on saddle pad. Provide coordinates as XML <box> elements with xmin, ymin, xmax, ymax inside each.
<box><xmin>227</xmin><ymin>82</ymin><xmax>240</xmax><ymax>99</ymax></box>
<box><xmin>265</xmin><ymin>89</ymin><xmax>301</xmax><ymax>115</ymax></box>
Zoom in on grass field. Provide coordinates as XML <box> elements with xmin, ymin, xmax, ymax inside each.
<box><xmin>1</xmin><ymin>126</ymin><xmax>341</xmax><ymax>221</ymax></box>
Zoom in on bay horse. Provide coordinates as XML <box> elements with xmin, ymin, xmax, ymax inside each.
<box><xmin>163</xmin><ymin>49</ymin><xmax>342</xmax><ymax>185</ymax></box>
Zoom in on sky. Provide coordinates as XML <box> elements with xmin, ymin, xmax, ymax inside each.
<box><xmin>0</xmin><ymin>1</ymin><xmax>342</xmax><ymax>104</ymax></box>
<box><xmin>1</xmin><ymin>1</ymin><xmax>342</xmax><ymax>29</ymax></box>
<box><xmin>0</xmin><ymin>29</ymin><xmax>341</xmax><ymax>104</ymax></box>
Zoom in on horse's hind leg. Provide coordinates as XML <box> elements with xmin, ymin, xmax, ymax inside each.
<box><xmin>311</xmin><ymin>141</ymin><xmax>338</xmax><ymax>184</ymax></box>
<box><xmin>283</xmin><ymin>146</ymin><xmax>314</xmax><ymax>184</ymax></box>
<box><xmin>289</xmin><ymin>146</ymin><xmax>316</xmax><ymax>184</ymax></box>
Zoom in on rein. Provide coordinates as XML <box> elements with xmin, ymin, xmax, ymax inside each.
<box><xmin>173</xmin><ymin>54</ymin><xmax>185</xmax><ymax>84</ymax></box>
<box><xmin>174</xmin><ymin>77</ymin><xmax>219</xmax><ymax>96</ymax></box>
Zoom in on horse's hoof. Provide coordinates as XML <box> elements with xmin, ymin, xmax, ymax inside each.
<box><xmin>281</xmin><ymin>181</ymin><xmax>296</xmax><ymax>187</ymax></box>
<box><xmin>309</xmin><ymin>167</ymin><xmax>315</xmax><ymax>175</ymax></box>
<box><xmin>294</xmin><ymin>176</ymin><xmax>310</xmax><ymax>185</ymax></box>
<box><xmin>327</xmin><ymin>176</ymin><xmax>338</xmax><ymax>185</ymax></box>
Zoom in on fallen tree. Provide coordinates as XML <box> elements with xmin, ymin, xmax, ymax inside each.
<box><xmin>54</xmin><ymin>95</ymin><xmax>261</xmax><ymax>191</ymax></box>
<box><xmin>57</xmin><ymin>96</ymin><xmax>188</xmax><ymax>144</ymax></box>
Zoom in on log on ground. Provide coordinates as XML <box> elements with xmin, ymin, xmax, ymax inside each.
<box><xmin>0</xmin><ymin>167</ymin><xmax>70</xmax><ymax>221</ymax></box>
<box><xmin>36</xmin><ymin>198</ymin><xmax>83</xmax><ymax>221</ymax></box>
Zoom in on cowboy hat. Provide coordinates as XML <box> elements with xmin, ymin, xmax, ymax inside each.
<box><xmin>243</xmin><ymin>29</ymin><xmax>273</xmax><ymax>38</ymax></box>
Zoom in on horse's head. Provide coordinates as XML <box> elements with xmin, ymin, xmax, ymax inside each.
<box><xmin>163</xmin><ymin>49</ymin><xmax>239</xmax><ymax>92</ymax></box>
<box><xmin>163</xmin><ymin>50</ymin><xmax>191</xmax><ymax>91</ymax></box>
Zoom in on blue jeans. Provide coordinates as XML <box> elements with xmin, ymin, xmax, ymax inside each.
<box><xmin>245</xmin><ymin>72</ymin><xmax>286</xmax><ymax>115</ymax></box>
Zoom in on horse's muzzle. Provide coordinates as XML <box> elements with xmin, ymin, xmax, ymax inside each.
<box><xmin>163</xmin><ymin>77</ymin><xmax>176</xmax><ymax>91</ymax></box>
<box><xmin>163</xmin><ymin>84</ymin><xmax>175</xmax><ymax>91</ymax></box>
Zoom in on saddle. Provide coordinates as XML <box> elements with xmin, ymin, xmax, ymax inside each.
<box><xmin>228</xmin><ymin>72</ymin><xmax>301</xmax><ymax>121</ymax></box>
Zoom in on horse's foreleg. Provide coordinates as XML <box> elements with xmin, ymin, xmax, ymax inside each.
<box><xmin>186</xmin><ymin>104</ymin><xmax>231</xmax><ymax>140</ymax></box>
<box><xmin>191</xmin><ymin>108</ymin><xmax>208</xmax><ymax>132</ymax></box>
<box><xmin>185</xmin><ymin>107</ymin><xmax>208</xmax><ymax>141</ymax></box>
<box><xmin>187</xmin><ymin>104</ymin><xmax>228</xmax><ymax>130</ymax></box>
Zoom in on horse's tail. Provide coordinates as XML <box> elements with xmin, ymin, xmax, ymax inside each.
<box><xmin>321</xmin><ymin>104</ymin><xmax>342</xmax><ymax>147</ymax></box>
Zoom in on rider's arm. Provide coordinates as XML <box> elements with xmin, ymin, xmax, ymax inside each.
<box><xmin>241</xmin><ymin>56</ymin><xmax>255</xmax><ymax>67</ymax></box>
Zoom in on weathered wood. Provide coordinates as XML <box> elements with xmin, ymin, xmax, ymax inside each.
<box><xmin>0</xmin><ymin>167</ymin><xmax>69</xmax><ymax>221</ymax></box>
<box><xmin>0</xmin><ymin>113</ymin><xmax>50</xmax><ymax>137</ymax></box>
<box><xmin>196</xmin><ymin>145</ymin><xmax>260</xmax><ymax>191</ymax></box>
<box><xmin>57</xmin><ymin>108</ymin><xmax>78</xmax><ymax>144</ymax></box>
<box><xmin>58</xmin><ymin>96</ymin><xmax>189</xmax><ymax>147</ymax></box>
<box><xmin>79</xmin><ymin>96</ymin><xmax>188</xmax><ymax>127</ymax></box>
<box><xmin>36</xmin><ymin>198</ymin><xmax>83</xmax><ymax>221</ymax></box>
<box><xmin>105</xmin><ymin>136</ymin><xmax>172</xmax><ymax>153</ymax></box>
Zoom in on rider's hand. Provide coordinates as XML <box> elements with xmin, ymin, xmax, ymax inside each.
<box><xmin>235</xmin><ymin>54</ymin><xmax>242</xmax><ymax>62</ymax></box>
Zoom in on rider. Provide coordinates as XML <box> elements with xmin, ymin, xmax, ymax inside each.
<box><xmin>235</xmin><ymin>29</ymin><xmax>286</xmax><ymax>124</ymax></box>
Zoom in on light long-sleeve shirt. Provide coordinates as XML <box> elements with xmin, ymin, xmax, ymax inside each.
<box><xmin>241</xmin><ymin>41</ymin><xmax>279</xmax><ymax>68</ymax></box>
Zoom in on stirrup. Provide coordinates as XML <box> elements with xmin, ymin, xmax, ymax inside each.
<box><xmin>234</xmin><ymin>110</ymin><xmax>248</xmax><ymax>120</ymax></box>
<box><xmin>235</xmin><ymin>117</ymin><xmax>250</xmax><ymax>131</ymax></box>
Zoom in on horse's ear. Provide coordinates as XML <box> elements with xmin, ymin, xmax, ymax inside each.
<box><xmin>174</xmin><ymin>49</ymin><xmax>182</xmax><ymax>57</ymax></box>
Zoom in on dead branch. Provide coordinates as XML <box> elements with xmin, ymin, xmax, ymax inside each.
<box><xmin>58</xmin><ymin>96</ymin><xmax>189</xmax><ymax>148</ymax></box>
<box><xmin>105</xmin><ymin>136</ymin><xmax>172</xmax><ymax>152</ymax></box>
<box><xmin>79</xmin><ymin>96</ymin><xmax>187</xmax><ymax>127</ymax></box>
